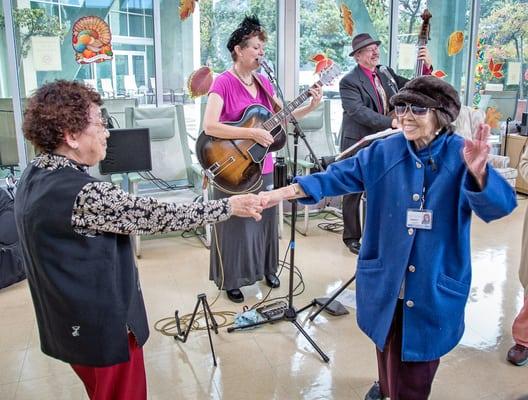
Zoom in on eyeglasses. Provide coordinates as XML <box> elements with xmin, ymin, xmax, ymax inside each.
<box><xmin>89</xmin><ymin>116</ymin><xmax>109</xmax><ymax>130</ymax></box>
<box><xmin>360</xmin><ymin>45</ymin><xmax>379</xmax><ymax>55</ymax></box>
<box><xmin>394</xmin><ymin>103</ymin><xmax>433</xmax><ymax>118</ymax></box>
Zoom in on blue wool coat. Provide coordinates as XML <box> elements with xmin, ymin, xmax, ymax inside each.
<box><xmin>296</xmin><ymin>132</ymin><xmax>516</xmax><ymax>361</ymax></box>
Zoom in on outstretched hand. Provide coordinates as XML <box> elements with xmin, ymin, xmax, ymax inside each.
<box><xmin>259</xmin><ymin>189</ymin><xmax>286</xmax><ymax>209</ymax></box>
<box><xmin>228</xmin><ymin>194</ymin><xmax>264</xmax><ymax>221</ymax></box>
<box><xmin>463</xmin><ymin>123</ymin><xmax>491</xmax><ymax>189</ymax></box>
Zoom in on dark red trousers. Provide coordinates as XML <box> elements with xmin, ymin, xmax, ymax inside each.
<box><xmin>376</xmin><ymin>301</ymin><xmax>440</xmax><ymax>400</ymax></box>
<box><xmin>71</xmin><ymin>333</ymin><xmax>147</xmax><ymax>400</ymax></box>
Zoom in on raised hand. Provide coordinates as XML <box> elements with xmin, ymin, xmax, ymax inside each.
<box><xmin>228</xmin><ymin>194</ymin><xmax>264</xmax><ymax>221</ymax></box>
<box><xmin>463</xmin><ymin>123</ymin><xmax>491</xmax><ymax>189</ymax></box>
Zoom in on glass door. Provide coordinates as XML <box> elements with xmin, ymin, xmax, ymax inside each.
<box><xmin>112</xmin><ymin>51</ymin><xmax>147</xmax><ymax>97</ymax></box>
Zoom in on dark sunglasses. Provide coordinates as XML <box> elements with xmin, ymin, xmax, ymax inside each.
<box><xmin>394</xmin><ymin>103</ymin><xmax>432</xmax><ymax>117</ymax></box>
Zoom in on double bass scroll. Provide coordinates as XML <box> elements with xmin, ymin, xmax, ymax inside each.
<box><xmin>414</xmin><ymin>9</ymin><xmax>432</xmax><ymax>78</ymax></box>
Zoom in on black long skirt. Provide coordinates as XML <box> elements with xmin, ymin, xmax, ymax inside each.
<box><xmin>209</xmin><ymin>173</ymin><xmax>279</xmax><ymax>291</ymax></box>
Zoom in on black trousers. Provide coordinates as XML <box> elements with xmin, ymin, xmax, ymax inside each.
<box><xmin>342</xmin><ymin>192</ymin><xmax>362</xmax><ymax>242</ymax></box>
<box><xmin>340</xmin><ymin>136</ymin><xmax>362</xmax><ymax>244</ymax></box>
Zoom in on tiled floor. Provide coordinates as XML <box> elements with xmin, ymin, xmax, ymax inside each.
<box><xmin>1</xmin><ymin>199</ymin><xmax>528</xmax><ymax>399</ymax></box>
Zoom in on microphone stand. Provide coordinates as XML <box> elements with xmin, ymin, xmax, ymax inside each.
<box><xmin>503</xmin><ymin>117</ymin><xmax>512</xmax><ymax>157</ymax></box>
<box><xmin>227</xmin><ymin>59</ymin><xmax>329</xmax><ymax>363</ymax></box>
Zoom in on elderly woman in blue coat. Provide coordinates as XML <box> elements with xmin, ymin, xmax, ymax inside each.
<box><xmin>260</xmin><ymin>76</ymin><xmax>517</xmax><ymax>400</ymax></box>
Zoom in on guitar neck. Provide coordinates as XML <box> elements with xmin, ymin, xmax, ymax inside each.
<box><xmin>261</xmin><ymin>81</ymin><xmax>321</xmax><ymax>132</ymax></box>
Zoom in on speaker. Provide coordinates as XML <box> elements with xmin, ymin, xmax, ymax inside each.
<box><xmin>521</xmin><ymin>112</ymin><xmax>528</xmax><ymax>136</ymax></box>
<box><xmin>99</xmin><ymin>128</ymin><xmax>152</xmax><ymax>174</ymax></box>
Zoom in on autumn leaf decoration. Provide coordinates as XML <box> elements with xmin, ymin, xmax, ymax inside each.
<box><xmin>488</xmin><ymin>58</ymin><xmax>504</xmax><ymax>79</ymax></box>
<box><xmin>447</xmin><ymin>31</ymin><xmax>464</xmax><ymax>56</ymax></box>
<box><xmin>485</xmin><ymin>107</ymin><xmax>501</xmax><ymax>129</ymax></box>
<box><xmin>179</xmin><ymin>0</ymin><xmax>197</xmax><ymax>21</ymax></box>
<box><xmin>310</xmin><ymin>53</ymin><xmax>334</xmax><ymax>74</ymax></box>
<box><xmin>340</xmin><ymin>3</ymin><xmax>354</xmax><ymax>36</ymax></box>
<box><xmin>187</xmin><ymin>66</ymin><xmax>213</xmax><ymax>98</ymax></box>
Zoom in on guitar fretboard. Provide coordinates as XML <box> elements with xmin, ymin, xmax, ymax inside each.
<box><xmin>261</xmin><ymin>80</ymin><xmax>322</xmax><ymax>131</ymax></box>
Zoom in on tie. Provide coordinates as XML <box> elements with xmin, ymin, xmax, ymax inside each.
<box><xmin>373</xmin><ymin>73</ymin><xmax>388</xmax><ymax>115</ymax></box>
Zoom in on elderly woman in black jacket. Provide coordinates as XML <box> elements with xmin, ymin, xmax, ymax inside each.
<box><xmin>14</xmin><ymin>80</ymin><xmax>263</xmax><ymax>400</ymax></box>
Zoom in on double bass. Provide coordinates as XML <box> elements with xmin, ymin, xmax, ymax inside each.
<box><xmin>414</xmin><ymin>9</ymin><xmax>432</xmax><ymax>78</ymax></box>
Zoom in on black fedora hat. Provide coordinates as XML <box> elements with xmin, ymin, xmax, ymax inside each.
<box><xmin>349</xmin><ymin>33</ymin><xmax>381</xmax><ymax>56</ymax></box>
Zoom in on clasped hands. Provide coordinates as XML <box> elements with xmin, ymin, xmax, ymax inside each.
<box><xmin>228</xmin><ymin>186</ymin><xmax>297</xmax><ymax>220</ymax></box>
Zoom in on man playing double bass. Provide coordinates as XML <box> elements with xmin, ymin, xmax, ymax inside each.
<box><xmin>339</xmin><ymin>32</ymin><xmax>432</xmax><ymax>257</ymax></box>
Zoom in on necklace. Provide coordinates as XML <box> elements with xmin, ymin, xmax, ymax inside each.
<box><xmin>232</xmin><ymin>67</ymin><xmax>254</xmax><ymax>87</ymax></box>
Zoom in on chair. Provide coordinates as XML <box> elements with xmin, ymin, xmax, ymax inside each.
<box><xmin>124</xmin><ymin>105</ymin><xmax>206</xmax><ymax>256</ymax></box>
<box><xmin>100</xmin><ymin>78</ymin><xmax>115</xmax><ymax>98</ymax></box>
<box><xmin>83</xmin><ymin>79</ymin><xmax>98</xmax><ymax>92</ymax></box>
<box><xmin>123</xmin><ymin>75</ymin><xmax>138</xmax><ymax>97</ymax></box>
<box><xmin>148</xmin><ymin>77</ymin><xmax>175</xmax><ymax>104</ymax></box>
<box><xmin>279</xmin><ymin>99</ymin><xmax>338</xmax><ymax>235</ymax></box>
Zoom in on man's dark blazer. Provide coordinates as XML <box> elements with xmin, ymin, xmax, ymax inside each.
<box><xmin>339</xmin><ymin>65</ymin><xmax>408</xmax><ymax>150</ymax></box>
<box><xmin>338</xmin><ymin>64</ymin><xmax>409</xmax><ymax>245</ymax></box>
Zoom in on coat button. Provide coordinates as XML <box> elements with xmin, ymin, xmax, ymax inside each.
<box><xmin>416</xmin><ymin>162</ymin><xmax>422</xmax><ymax>168</ymax></box>
<box><xmin>408</xmin><ymin>228</ymin><xmax>414</xmax><ymax>235</ymax></box>
<box><xmin>406</xmin><ymin>300</ymin><xmax>415</xmax><ymax>308</ymax></box>
<box><xmin>412</xmin><ymin>193</ymin><xmax>420</xmax><ymax>201</ymax></box>
<box><xmin>408</xmin><ymin>265</ymin><xmax>416</xmax><ymax>272</ymax></box>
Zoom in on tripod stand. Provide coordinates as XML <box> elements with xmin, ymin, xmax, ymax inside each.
<box><xmin>174</xmin><ymin>293</ymin><xmax>219</xmax><ymax>366</ymax></box>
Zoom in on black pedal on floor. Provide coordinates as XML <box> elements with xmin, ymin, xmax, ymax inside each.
<box><xmin>256</xmin><ymin>300</ymin><xmax>288</xmax><ymax>320</ymax></box>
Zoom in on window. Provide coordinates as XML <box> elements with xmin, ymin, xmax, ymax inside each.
<box><xmin>395</xmin><ymin>0</ymin><xmax>471</xmax><ymax>98</ymax></box>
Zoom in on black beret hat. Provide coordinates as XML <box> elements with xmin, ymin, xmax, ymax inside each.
<box><xmin>390</xmin><ymin>75</ymin><xmax>461</xmax><ymax>123</ymax></box>
<box><xmin>227</xmin><ymin>15</ymin><xmax>263</xmax><ymax>52</ymax></box>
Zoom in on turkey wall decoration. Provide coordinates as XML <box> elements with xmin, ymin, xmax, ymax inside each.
<box><xmin>72</xmin><ymin>16</ymin><xmax>113</xmax><ymax>64</ymax></box>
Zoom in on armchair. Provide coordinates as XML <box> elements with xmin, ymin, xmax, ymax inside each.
<box><xmin>100</xmin><ymin>78</ymin><xmax>116</xmax><ymax>98</ymax></box>
<box><xmin>124</xmin><ymin>105</ymin><xmax>207</xmax><ymax>256</ymax></box>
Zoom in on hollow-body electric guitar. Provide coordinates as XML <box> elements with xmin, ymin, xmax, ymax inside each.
<box><xmin>195</xmin><ymin>64</ymin><xmax>340</xmax><ymax>193</ymax></box>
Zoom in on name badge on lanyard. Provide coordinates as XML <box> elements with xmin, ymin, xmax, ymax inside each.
<box><xmin>406</xmin><ymin>209</ymin><xmax>433</xmax><ymax>230</ymax></box>
<box><xmin>406</xmin><ymin>186</ymin><xmax>433</xmax><ymax>230</ymax></box>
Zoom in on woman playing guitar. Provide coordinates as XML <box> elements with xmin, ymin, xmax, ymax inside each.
<box><xmin>203</xmin><ymin>15</ymin><xmax>322</xmax><ymax>303</ymax></box>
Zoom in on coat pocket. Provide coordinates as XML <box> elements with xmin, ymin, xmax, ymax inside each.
<box><xmin>437</xmin><ymin>273</ymin><xmax>469</xmax><ymax>297</ymax></box>
<box><xmin>356</xmin><ymin>258</ymin><xmax>385</xmax><ymax>306</ymax></box>
<box><xmin>357</xmin><ymin>257</ymin><xmax>383</xmax><ymax>272</ymax></box>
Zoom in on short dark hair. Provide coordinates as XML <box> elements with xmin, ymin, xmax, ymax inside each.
<box><xmin>23</xmin><ymin>80</ymin><xmax>102</xmax><ymax>153</ymax></box>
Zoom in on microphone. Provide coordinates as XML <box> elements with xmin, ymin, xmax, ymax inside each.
<box><xmin>379</xmin><ymin>65</ymin><xmax>398</xmax><ymax>94</ymax></box>
<box><xmin>101</xmin><ymin>107</ymin><xmax>115</xmax><ymax>129</ymax></box>
<box><xmin>258</xmin><ymin>58</ymin><xmax>275</xmax><ymax>79</ymax></box>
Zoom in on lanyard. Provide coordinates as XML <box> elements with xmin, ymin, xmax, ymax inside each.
<box><xmin>420</xmin><ymin>187</ymin><xmax>426</xmax><ymax>210</ymax></box>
